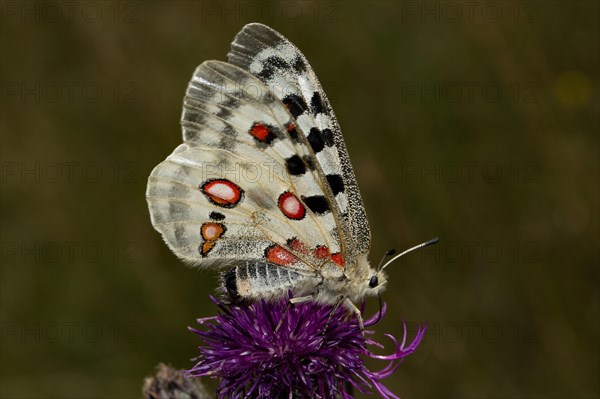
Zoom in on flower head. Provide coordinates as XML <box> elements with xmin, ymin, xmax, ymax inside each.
<box><xmin>187</xmin><ymin>294</ymin><xmax>426</xmax><ymax>399</ymax></box>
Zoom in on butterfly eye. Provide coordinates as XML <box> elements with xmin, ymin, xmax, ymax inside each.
<box><xmin>368</xmin><ymin>275</ymin><xmax>379</xmax><ymax>288</ymax></box>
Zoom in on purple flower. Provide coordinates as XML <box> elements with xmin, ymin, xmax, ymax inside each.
<box><xmin>187</xmin><ymin>293</ymin><xmax>426</xmax><ymax>399</ymax></box>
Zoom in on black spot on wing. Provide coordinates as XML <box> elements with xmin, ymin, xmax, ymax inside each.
<box><xmin>209</xmin><ymin>211</ymin><xmax>225</xmax><ymax>221</ymax></box>
<box><xmin>292</xmin><ymin>56</ymin><xmax>306</xmax><ymax>73</ymax></box>
<box><xmin>215</xmin><ymin>97</ymin><xmax>239</xmax><ymax>119</ymax></box>
<box><xmin>221</xmin><ymin>97</ymin><xmax>239</xmax><ymax>108</ymax></box>
<box><xmin>310</xmin><ymin>92</ymin><xmax>325</xmax><ymax>115</ymax></box>
<box><xmin>285</xmin><ymin>155</ymin><xmax>307</xmax><ymax>176</ymax></box>
<box><xmin>307</xmin><ymin>128</ymin><xmax>335</xmax><ymax>153</ymax></box>
<box><xmin>307</xmin><ymin>128</ymin><xmax>325</xmax><ymax>153</ymax></box>
<box><xmin>282</xmin><ymin>94</ymin><xmax>308</xmax><ymax>119</ymax></box>
<box><xmin>218</xmin><ymin>134</ymin><xmax>237</xmax><ymax>151</ymax></box>
<box><xmin>257</xmin><ymin>68</ymin><xmax>274</xmax><ymax>81</ymax></box>
<box><xmin>257</xmin><ymin>55</ymin><xmax>289</xmax><ymax>80</ymax></box>
<box><xmin>183</xmin><ymin>109</ymin><xmax>206</xmax><ymax>125</ymax></box>
<box><xmin>215</xmin><ymin>107</ymin><xmax>232</xmax><ymax>119</ymax></box>
<box><xmin>321</xmin><ymin>128</ymin><xmax>334</xmax><ymax>146</ymax></box>
<box><xmin>222</xmin><ymin>124</ymin><xmax>238</xmax><ymax>137</ymax></box>
<box><xmin>301</xmin><ymin>195</ymin><xmax>330</xmax><ymax>215</ymax></box>
<box><xmin>286</xmin><ymin>123</ymin><xmax>300</xmax><ymax>142</ymax></box>
<box><xmin>326</xmin><ymin>174</ymin><xmax>345</xmax><ymax>195</ymax></box>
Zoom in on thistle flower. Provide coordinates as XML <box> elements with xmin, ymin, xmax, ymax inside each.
<box><xmin>186</xmin><ymin>293</ymin><xmax>426</xmax><ymax>399</ymax></box>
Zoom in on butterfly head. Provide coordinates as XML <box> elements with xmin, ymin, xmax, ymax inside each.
<box><xmin>339</xmin><ymin>255</ymin><xmax>388</xmax><ymax>302</ymax></box>
<box><xmin>364</xmin><ymin>268</ymin><xmax>388</xmax><ymax>297</ymax></box>
<box><xmin>369</xmin><ymin>274</ymin><xmax>381</xmax><ymax>289</ymax></box>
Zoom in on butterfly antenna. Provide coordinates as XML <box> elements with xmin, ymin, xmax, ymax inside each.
<box><xmin>380</xmin><ymin>237</ymin><xmax>439</xmax><ymax>271</ymax></box>
<box><xmin>377</xmin><ymin>248</ymin><xmax>396</xmax><ymax>270</ymax></box>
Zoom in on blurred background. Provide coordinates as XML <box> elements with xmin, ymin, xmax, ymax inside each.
<box><xmin>1</xmin><ymin>1</ymin><xmax>598</xmax><ymax>398</ymax></box>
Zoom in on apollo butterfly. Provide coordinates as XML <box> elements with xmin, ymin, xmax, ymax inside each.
<box><xmin>146</xmin><ymin>23</ymin><xmax>437</xmax><ymax>328</ymax></box>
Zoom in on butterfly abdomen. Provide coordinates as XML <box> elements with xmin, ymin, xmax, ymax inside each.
<box><xmin>221</xmin><ymin>262</ymin><xmax>312</xmax><ymax>303</ymax></box>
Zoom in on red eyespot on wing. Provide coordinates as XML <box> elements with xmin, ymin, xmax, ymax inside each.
<box><xmin>200</xmin><ymin>179</ymin><xmax>243</xmax><ymax>208</ymax></box>
<box><xmin>265</xmin><ymin>244</ymin><xmax>298</xmax><ymax>266</ymax></box>
<box><xmin>278</xmin><ymin>191</ymin><xmax>306</xmax><ymax>220</ymax></box>
<box><xmin>314</xmin><ymin>245</ymin><xmax>330</xmax><ymax>259</ymax></box>
<box><xmin>249</xmin><ymin>122</ymin><xmax>275</xmax><ymax>143</ymax></box>
<box><xmin>331</xmin><ymin>252</ymin><xmax>344</xmax><ymax>267</ymax></box>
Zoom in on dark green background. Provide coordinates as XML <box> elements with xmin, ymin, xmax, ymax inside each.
<box><xmin>1</xmin><ymin>1</ymin><xmax>598</xmax><ymax>398</ymax></box>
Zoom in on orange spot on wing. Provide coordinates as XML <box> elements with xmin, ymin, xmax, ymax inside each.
<box><xmin>199</xmin><ymin>222</ymin><xmax>226</xmax><ymax>257</ymax></box>
<box><xmin>201</xmin><ymin>222</ymin><xmax>225</xmax><ymax>241</ymax></box>
<box><xmin>201</xmin><ymin>241</ymin><xmax>216</xmax><ymax>256</ymax></box>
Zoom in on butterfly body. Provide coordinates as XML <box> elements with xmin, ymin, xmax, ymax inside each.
<box><xmin>221</xmin><ymin>255</ymin><xmax>386</xmax><ymax>305</ymax></box>
<box><xmin>147</xmin><ymin>23</ymin><xmax>385</xmax><ymax>313</ymax></box>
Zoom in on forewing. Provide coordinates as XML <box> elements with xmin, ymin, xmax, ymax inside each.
<box><xmin>146</xmin><ymin>60</ymin><xmax>343</xmax><ymax>272</ymax></box>
<box><xmin>227</xmin><ymin>23</ymin><xmax>371</xmax><ymax>265</ymax></box>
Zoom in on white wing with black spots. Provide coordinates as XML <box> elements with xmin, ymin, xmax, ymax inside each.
<box><xmin>227</xmin><ymin>23</ymin><xmax>371</xmax><ymax>267</ymax></box>
<box><xmin>147</xmin><ymin>60</ymin><xmax>346</xmax><ymax>273</ymax></box>
<box><xmin>147</xmin><ymin>24</ymin><xmax>384</xmax><ymax>305</ymax></box>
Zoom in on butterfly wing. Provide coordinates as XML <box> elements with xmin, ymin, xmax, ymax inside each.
<box><xmin>147</xmin><ymin>60</ymin><xmax>345</xmax><ymax>274</ymax></box>
<box><xmin>227</xmin><ymin>23</ymin><xmax>371</xmax><ymax>266</ymax></box>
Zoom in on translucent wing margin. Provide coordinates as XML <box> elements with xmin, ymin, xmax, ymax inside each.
<box><xmin>227</xmin><ymin>23</ymin><xmax>371</xmax><ymax>264</ymax></box>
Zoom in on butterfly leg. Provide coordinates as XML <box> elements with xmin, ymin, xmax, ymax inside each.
<box><xmin>274</xmin><ymin>294</ymin><xmax>315</xmax><ymax>333</ymax></box>
<box><xmin>344</xmin><ymin>298</ymin><xmax>365</xmax><ymax>332</ymax></box>
<box><xmin>322</xmin><ymin>295</ymin><xmax>345</xmax><ymax>337</ymax></box>
<box><xmin>274</xmin><ymin>276</ymin><xmax>324</xmax><ymax>332</ymax></box>
<box><xmin>289</xmin><ymin>294</ymin><xmax>316</xmax><ymax>304</ymax></box>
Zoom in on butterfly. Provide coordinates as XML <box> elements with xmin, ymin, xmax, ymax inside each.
<box><xmin>146</xmin><ymin>23</ymin><xmax>436</xmax><ymax>329</ymax></box>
